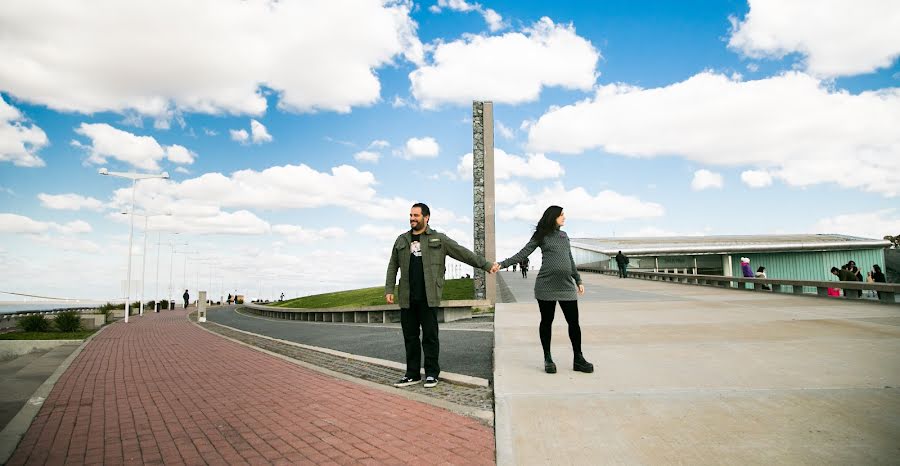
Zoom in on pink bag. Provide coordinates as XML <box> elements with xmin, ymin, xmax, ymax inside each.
<box><xmin>827</xmin><ymin>287</ymin><xmax>840</xmax><ymax>297</ymax></box>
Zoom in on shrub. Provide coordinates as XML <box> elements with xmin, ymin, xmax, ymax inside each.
<box><xmin>18</xmin><ymin>314</ymin><xmax>50</xmax><ymax>332</ymax></box>
<box><xmin>55</xmin><ymin>311</ymin><xmax>82</xmax><ymax>332</ymax></box>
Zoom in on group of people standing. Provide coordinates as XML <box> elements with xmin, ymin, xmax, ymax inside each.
<box><xmin>830</xmin><ymin>261</ymin><xmax>886</xmax><ymax>298</ymax></box>
<box><xmin>385</xmin><ymin>203</ymin><xmax>591</xmax><ymax>389</ymax></box>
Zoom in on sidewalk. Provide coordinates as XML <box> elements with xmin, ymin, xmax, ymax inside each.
<box><xmin>494</xmin><ymin>272</ymin><xmax>900</xmax><ymax>465</ymax></box>
<box><xmin>6</xmin><ymin>309</ymin><xmax>494</xmax><ymax>465</ymax></box>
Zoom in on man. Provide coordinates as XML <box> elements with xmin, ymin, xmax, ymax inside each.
<box><xmin>521</xmin><ymin>257</ymin><xmax>529</xmax><ymax>278</ymax></box>
<box><xmin>615</xmin><ymin>250</ymin><xmax>629</xmax><ymax>278</ymax></box>
<box><xmin>182</xmin><ymin>289</ymin><xmax>190</xmax><ymax>309</ymax></box>
<box><xmin>386</xmin><ymin>203</ymin><xmax>494</xmax><ymax>389</ymax></box>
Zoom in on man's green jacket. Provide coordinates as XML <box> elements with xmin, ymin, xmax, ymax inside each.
<box><xmin>385</xmin><ymin>226</ymin><xmax>491</xmax><ymax>309</ymax></box>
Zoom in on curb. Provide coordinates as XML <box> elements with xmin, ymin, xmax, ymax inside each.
<box><xmin>0</xmin><ymin>323</ymin><xmax>110</xmax><ymax>465</ymax></box>
<box><xmin>191</xmin><ymin>317</ymin><xmax>494</xmax><ymax>426</ymax></box>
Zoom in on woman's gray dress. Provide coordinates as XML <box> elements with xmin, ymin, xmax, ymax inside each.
<box><xmin>499</xmin><ymin>229</ymin><xmax>582</xmax><ymax>301</ymax></box>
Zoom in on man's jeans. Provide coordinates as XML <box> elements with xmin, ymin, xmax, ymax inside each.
<box><xmin>401</xmin><ymin>301</ymin><xmax>440</xmax><ymax>378</ymax></box>
<box><xmin>618</xmin><ymin>265</ymin><xmax>627</xmax><ymax>278</ymax></box>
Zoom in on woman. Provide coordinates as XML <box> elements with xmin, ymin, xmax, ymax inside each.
<box><xmin>497</xmin><ymin>206</ymin><xmax>593</xmax><ymax>374</ymax></box>
<box><xmin>755</xmin><ymin>266</ymin><xmax>771</xmax><ymax>290</ymax></box>
<box><xmin>873</xmin><ymin>264</ymin><xmax>886</xmax><ymax>299</ymax></box>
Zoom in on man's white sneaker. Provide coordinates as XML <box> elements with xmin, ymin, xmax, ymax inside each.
<box><xmin>394</xmin><ymin>376</ymin><xmax>421</xmax><ymax>388</ymax></box>
<box><xmin>423</xmin><ymin>376</ymin><xmax>438</xmax><ymax>388</ymax></box>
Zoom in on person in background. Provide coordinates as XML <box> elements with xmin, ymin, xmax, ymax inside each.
<box><xmin>837</xmin><ymin>264</ymin><xmax>860</xmax><ymax>298</ymax></box>
<box><xmin>872</xmin><ymin>264</ymin><xmax>886</xmax><ymax>299</ymax></box>
<box><xmin>755</xmin><ymin>266</ymin><xmax>771</xmax><ymax>290</ymax></box>
<box><xmin>183</xmin><ymin>289</ymin><xmax>190</xmax><ymax>309</ymax></box>
<box><xmin>615</xmin><ymin>251</ymin><xmax>629</xmax><ymax>278</ymax></box>
<box><xmin>828</xmin><ymin>267</ymin><xmax>843</xmax><ymax>297</ymax></box>
<box><xmin>521</xmin><ymin>257</ymin><xmax>530</xmax><ymax>278</ymax></box>
<box><xmin>740</xmin><ymin>257</ymin><xmax>754</xmax><ymax>278</ymax></box>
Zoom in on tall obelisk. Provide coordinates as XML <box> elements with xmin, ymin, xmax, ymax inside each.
<box><xmin>472</xmin><ymin>101</ymin><xmax>496</xmax><ymax>302</ymax></box>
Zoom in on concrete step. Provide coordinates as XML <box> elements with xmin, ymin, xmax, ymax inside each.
<box><xmin>0</xmin><ymin>350</ymin><xmax>51</xmax><ymax>377</ymax></box>
<box><xmin>0</xmin><ymin>343</ymin><xmax>80</xmax><ymax>431</ymax></box>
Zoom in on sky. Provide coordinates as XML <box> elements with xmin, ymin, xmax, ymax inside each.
<box><xmin>1</xmin><ymin>0</ymin><xmax>899</xmax><ymax>302</ymax></box>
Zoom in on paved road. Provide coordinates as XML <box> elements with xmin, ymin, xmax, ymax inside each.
<box><xmin>7</xmin><ymin>309</ymin><xmax>494</xmax><ymax>465</ymax></box>
<box><xmin>208</xmin><ymin>305</ymin><xmax>494</xmax><ymax>380</ymax></box>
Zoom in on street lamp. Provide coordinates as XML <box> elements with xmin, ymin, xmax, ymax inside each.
<box><xmin>100</xmin><ymin>168</ymin><xmax>169</xmax><ymax>323</ymax></box>
<box><xmin>121</xmin><ymin>210</ymin><xmax>171</xmax><ymax>316</ymax></box>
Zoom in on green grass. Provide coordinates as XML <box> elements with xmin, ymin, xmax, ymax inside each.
<box><xmin>0</xmin><ymin>330</ymin><xmax>97</xmax><ymax>340</ymax></box>
<box><xmin>271</xmin><ymin>278</ymin><xmax>476</xmax><ymax>308</ymax></box>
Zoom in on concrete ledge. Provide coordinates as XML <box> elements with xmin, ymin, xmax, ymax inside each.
<box><xmin>243</xmin><ymin>299</ymin><xmax>493</xmax><ymax>324</ymax></box>
<box><xmin>0</xmin><ymin>340</ymin><xmax>83</xmax><ymax>361</ymax></box>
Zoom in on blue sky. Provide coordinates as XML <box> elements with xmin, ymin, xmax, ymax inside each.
<box><xmin>1</xmin><ymin>0</ymin><xmax>898</xmax><ymax>301</ymax></box>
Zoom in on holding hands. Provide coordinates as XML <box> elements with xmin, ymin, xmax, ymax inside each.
<box><xmin>489</xmin><ymin>262</ymin><xmax>501</xmax><ymax>274</ymax></box>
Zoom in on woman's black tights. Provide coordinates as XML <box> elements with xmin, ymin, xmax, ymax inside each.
<box><xmin>537</xmin><ymin>300</ymin><xmax>581</xmax><ymax>355</ymax></box>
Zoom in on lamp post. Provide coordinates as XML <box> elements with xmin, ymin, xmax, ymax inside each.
<box><xmin>100</xmin><ymin>168</ymin><xmax>169</xmax><ymax>323</ymax></box>
<box><xmin>122</xmin><ymin>211</ymin><xmax>171</xmax><ymax>316</ymax></box>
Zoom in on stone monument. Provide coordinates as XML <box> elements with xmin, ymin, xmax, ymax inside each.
<box><xmin>472</xmin><ymin>101</ymin><xmax>496</xmax><ymax>302</ymax></box>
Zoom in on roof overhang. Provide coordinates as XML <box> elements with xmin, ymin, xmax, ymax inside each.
<box><xmin>570</xmin><ymin>240</ymin><xmax>891</xmax><ymax>257</ymax></box>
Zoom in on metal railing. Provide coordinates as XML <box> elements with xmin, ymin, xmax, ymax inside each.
<box><xmin>578</xmin><ymin>267</ymin><xmax>899</xmax><ymax>304</ymax></box>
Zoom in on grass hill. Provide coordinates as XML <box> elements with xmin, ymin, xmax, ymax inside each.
<box><xmin>271</xmin><ymin>278</ymin><xmax>476</xmax><ymax>309</ymax></box>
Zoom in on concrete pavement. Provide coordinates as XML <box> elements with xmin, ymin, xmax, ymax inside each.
<box><xmin>6</xmin><ymin>309</ymin><xmax>494</xmax><ymax>465</ymax></box>
<box><xmin>493</xmin><ymin>271</ymin><xmax>900</xmax><ymax>465</ymax></box>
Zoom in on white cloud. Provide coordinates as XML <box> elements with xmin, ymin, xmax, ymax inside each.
<box><xmin>74</xmin><ymin>123</ymin><xmax>194</xmax><ymax>170</ymax></box>
<box><xmin>741</xmin><ymin>169</ymin><xmax>773</xmax><ymax>188</ymax></box>
<box><xmin>812</xmin><ymin>208</ymin><xmax>900</xmax><ymax>239</ymax></box>
<box><xmin>354</xmin><ymin>150</ymin><xmax>381</xmax><ymax>163</ymax></box>
<box><xmin>357</xmin><ymin>224</ymin><xmax>402</xmax><ymax>241</ymax></box>
<box><xmin>229</xmin><ymin>129</ymin><xmax>249</xmax><ymax>144</ymax></box>
<box><xmin>272</xmin><ymin>224</ymin><xmax>347</xmax><ymax>243</ymax></box>
<box><xmin>38</xmin><ymin>193</ymin><xmax>105</xmax><ymax>211</ymax></box>
<box><xmin>691</xmin><ymin>169</ymin><xmax>723</xmax><ymax>191</ymax></box>
<box><xmin>165</xmin><ymin>144</ymin><xmax>195</xmax><ymax>164</ymax></box>
<box><xmin>31</xmin><ymin>235</ymin><xmax>101</xmax><ymax>254</ymax></box>
<box><xmin>0</xmin><ymin>0</ymin><xmax>424</xmax><ymax>119</ymax></box>
<box><xmin>619</xmin><ymin>226</ymin><xmax>705</xmax><ymax>238</ymax></box>
<box><xmin>495</xmin><ymin>183</ymin><xmax>664</xmax><ymax>222</ymax></box>
<box><xmin>410</xmin><ymin>17</ymin><xmax>599</xmax><ymax>108</ymax></box>
<box><xmin>457</xmin><ymin>149</ymin><xmax>564</xmax><ymax>180</ymax></box>
<box><xmin>175</xmin><ymin>167</ymin><xmax>190</xmax><ymax>174</ymax></box>
<box><xmin>203</xmin><ymin>128</ymin><xmax>218</xmax><ymax>136</ymax></box>
<box><xmin>404</xmin><ymin>137</ymin><xmax>440</xmax><ymax>159</ymax></box>
<box><xmin>495</xmin><ymin>181</ymin><xmax>530</xmax><ymax>205</ymax></box>
<box><xmin>482</xmin><ymin>8</ymin><xmax>504</xmax><ymax>32</ymax></box>
<box><xmin>728</xmin><ymin>0</ymin><xmax>900</xmax><ymax>77</ymax></box>
<box><xmin>368</xmin><ymin>140</ymin><xmax>390</xmax><ymax>149</ymax></box>
<box><xmin>496</xmin><ymin>120</ymin><xmax>514</xmax><ymax>139</ymax></box>
<box><xmin>527</xmin><ymin>71</ymin><xmax>900</xmax><ymax>196</ymax></box>
<box><xmin>108</xmin><ymin>163</ymin><xmax>472</xmax><ymax>225</ymax></box>
<box><xmin>0</xmin><ymin>213</ymin><xmax>92</xmax><ymax>234</ymax></box>
<box><xmin>0</xmin><ymin>95</ymin><xmax>48</xmax><ymax>167</ymax></box>
<box><xmin>250</xmin><ymin>119</ymin><xmax>272</xmax><ymax>144</ymax></box>
<box><xmin>110</xmin><ymin>208</ymin><xmax>270</xmax><ymax>235</ymax></box>
<box><xmin>431</xmin><ymin>0</ymin><xmax>504</xmax><ymax>31</ymax></box>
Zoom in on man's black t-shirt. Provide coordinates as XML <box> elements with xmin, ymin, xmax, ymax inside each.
<box><xmin>409</xmin><ymin>233</ymin><xmax>426</xmax><ymax>303</ymax></box>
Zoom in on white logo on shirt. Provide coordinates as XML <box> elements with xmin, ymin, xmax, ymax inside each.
<box><xmin>410</xmin><ymin>241</ymin><xmax>422</xmax><ymax>257</ymax></box>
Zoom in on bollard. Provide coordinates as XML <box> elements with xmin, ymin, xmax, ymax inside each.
<box><xmin>198</xmin><ymin>291</ymin><xmax>207</xmax><ymax>323</ymax></box>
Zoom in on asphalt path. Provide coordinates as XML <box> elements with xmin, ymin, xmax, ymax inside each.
<box><xmin>207</xmin><ymin>305</ymin><xmax>494</xmax><ymax>380</ymax></box>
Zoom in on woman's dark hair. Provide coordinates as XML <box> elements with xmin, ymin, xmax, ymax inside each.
<box><xmin>756</xmin><ymin>266</ymin><xmax>765</xmax><ymax>273</ymax></box>
<box><xmin>873</xmin><ymin>264</ymin><xmax>882</xmax><ymax>273</ymax></box>
<box><xmin>532</xmin><ymin>205</ymin><xmax>563</xmax><ymax>241</ymax></box>
<box><xmin>830</xmin><ymin>267</ymin><xmax>840</xmax><ymax>274</ymax></box>
<box><xmin>411</xmin><ymin>202</ymin><xmax>430</xmax><ymax>217</ymax></box>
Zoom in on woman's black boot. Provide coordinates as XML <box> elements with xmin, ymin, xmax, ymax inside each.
<box><xmin>573</xmin><ymin>353</ymin><xmax>594</xmax><ymax>373</ymax></box>
<box><xmin>543</xmin><ymin>351</ymin><xmax>557</xmax><ymax>374</ymax></box>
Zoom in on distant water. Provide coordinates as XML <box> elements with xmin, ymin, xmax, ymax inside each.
<box><xmin>0</xmin><ymin>303</ymin><xmax>102</xmax><ymax>315</ymax></box>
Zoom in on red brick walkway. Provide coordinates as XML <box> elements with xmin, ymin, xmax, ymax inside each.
<box><xmin>7</xmin><ymin>310</ymin><xmax>495</xmax><ymax>465</ymax></box>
